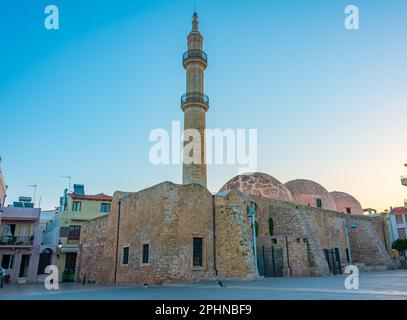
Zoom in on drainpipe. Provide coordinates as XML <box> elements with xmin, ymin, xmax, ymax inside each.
<box><xmin>212</xmin><ymin>195</ymin><xmax>218</xmax><ymax>276</ymax></box>
<box><xmin>113</xmin><ymin>200</ymin><xmax>121</xmax><ymax>284</ymax></box>
<box><xmin>285</xmin><ymin>236</ymin><xmax>292</xmax><ymax>276</ymax></box>
<box><xmin>345</xmin><ymin>220</ymin><xmax>352</xmax><ymax>265</ymax></box>
<box><xmin>381</xmin><ymin>217</ymin><xmax>389</xmax><ymax>253</ymax></box>
<box><xmin>249</xmin><ymin>201</ymin><xmax>259</xmax><ymax>276</ymax></box>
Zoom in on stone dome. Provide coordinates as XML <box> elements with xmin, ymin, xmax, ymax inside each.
<box><xmin>219</xmin><ymin>172</ymin><xmax>294</xmax><ymax>201</ymax></box>
<box><xmin>284</xmin><ymin>179</ymin><xmax>337</xmax><ymax>211</ymax></box>
<box><xmin>330</xmin><ymin>191</ymin><xmax>363</xmax><ymax>215</ymax></box>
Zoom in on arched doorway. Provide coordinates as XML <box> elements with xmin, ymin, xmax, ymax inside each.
<box><xmin>37</xmin><ymin>248</ymin><xmax>53</xmax><ymax>275</ymax></box>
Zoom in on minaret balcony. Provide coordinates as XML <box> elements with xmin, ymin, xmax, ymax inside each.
<box><xmin>181</xmin><ymin>92</ymin><xmax>209</xmax><ymax>111</ymax></box>
<box><xmin>401</xmin><ymin>175</ymin><xmax>407</xmax><ymax>186</ymax></box>
<box><xmin>183</xmin><ymin>49</ymin><xmax>207</xmax><ymax>67</ymax></box>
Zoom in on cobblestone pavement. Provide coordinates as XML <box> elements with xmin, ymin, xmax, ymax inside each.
<box><xmin>0</xmin><ymin>270</ymin><xmax>406</xmax><ymax>300</ymax></box>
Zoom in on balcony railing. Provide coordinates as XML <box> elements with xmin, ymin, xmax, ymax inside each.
<box><xmin>401</xmin><ymin>176</ymin><xmax>407</xmax><ymax>186</ymax></box>
<box><xmin>181</xmin><ymin>92</ymin><xmax>209</xmax><ymax>109</ymax></box>
<box><xmin>183</xmin><ymin>49</ymin><xmax>207</xmax><ymax>65</ymax></box>
<box><xmin>67</xmin><ymin>238</ymin><xmax>80</xmax><ymax>245</ymax></box>
<box><xmin>0</xmin><ymin>236</ymin><xmax>34</xmax><ymax>246</ymax></box>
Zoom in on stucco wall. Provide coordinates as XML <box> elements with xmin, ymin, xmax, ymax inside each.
<box><xmin>0</xmin><ymin>168</ymin><xmax>6</xmax><ymax>211</ymax></box>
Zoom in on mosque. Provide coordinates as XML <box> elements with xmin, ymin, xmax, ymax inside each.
<box><xmin>75</xmin><ymin>13</ymin><xmax>393</xmax><ymax>284</ymax></box>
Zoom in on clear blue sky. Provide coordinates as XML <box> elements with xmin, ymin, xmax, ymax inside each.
<box><xmin>1</xmin><ymin>0</ymin><xmax>407</xmax><ymax>211</ymax></box>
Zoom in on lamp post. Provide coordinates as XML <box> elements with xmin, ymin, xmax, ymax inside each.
<box><xmin>57</xmin><ymin>240</ymin><xmax>62</xmax><ymax>253</ymax></box>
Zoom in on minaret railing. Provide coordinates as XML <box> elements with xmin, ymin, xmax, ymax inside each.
<box><xmin>183</xmin><ymin>49</ymin><xmax>207</xmax><ymax>65</ymax></box>
<box><xmin>181</xmin><ymin>92</ymin><xmax>209</xmax><ymax>107</ymax></box>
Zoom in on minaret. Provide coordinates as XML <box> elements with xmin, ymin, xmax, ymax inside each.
<box><xmin>181</xmin><ymin>12</ymin><xmax>208</xmax><ymax>187</ymax></box>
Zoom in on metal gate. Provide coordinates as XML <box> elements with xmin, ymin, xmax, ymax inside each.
<box><xmin>323</xmin><ymin>248</ymin><xmax>342</xmax><ymax>275</ymax></box>
<box><xmin>257</xmin><ymin>246</ymin><xmax>284</xmax><ymax>277</ymax></box>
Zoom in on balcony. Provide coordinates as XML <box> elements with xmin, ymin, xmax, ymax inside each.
<box><xmin>67</xmin><ymin>238</ymin><xmax>80</xmax><ymax>245</ymax></box>
<box><xmin>181</xmin><ymin>92</ymin><xmax>209</xmax><ymax>111</ymax></box>
<box><xmin>183</xmin><ymin>49</ymin><xmax>207</xmax><ymax>67</ymax></box>
<box><xmin>401</xmin><ymin>176</ymin><xmax>407</xmax><ymax>186</ymax></box>
<box><xmin>0</xmin><ymin>236</ymin><xmax>34</xmax><ymax>247</ymax></box>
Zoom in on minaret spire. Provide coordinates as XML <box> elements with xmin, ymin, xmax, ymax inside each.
<box><xmin>181</xmin><ymin>13</ymin><xmax>209</xmax><ymax>187</ymax></box>
<box><xmin>192</xmin><ymin>11</ymin><xmax>199</xmax><ymax>32</ymax></box>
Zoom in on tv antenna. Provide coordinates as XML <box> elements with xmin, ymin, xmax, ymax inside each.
<box><xmin>61</xmin><ymin>176</ymin><xmax>72</xmax><ymax>193</ymax></box>
<box><xmin>27</xmin><ymin>184</ymin><xmax>38</xmax><ymax>204</ymax></box>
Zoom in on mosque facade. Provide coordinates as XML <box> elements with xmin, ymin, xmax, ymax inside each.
<box><xmin>75</xmin><ymin>13</ymin><xmax>394</xmax><ymax>284</ymax></box>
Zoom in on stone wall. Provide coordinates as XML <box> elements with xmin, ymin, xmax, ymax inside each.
<box><xmin>96</xmin><ymin>182</ymin><xmax>217</xmax><ymax>285</ymax></box>
<box><xmin>347</xmin><ymin>215</ymin><xmax>393</xmax><ymax>268</ymax></box>
<box><xmin>253</xmin><ymin>197</ymin><xmax>331</xmax><ymax>276</ymax></box>
<box><xmin>77</xmin><ymin>183</ymin><xmax>258</xmax><ymax>284</ymax></box>
<box><xmin>251</xmin><ymin>196</ymin><xmax>392</xmax><ymax>275</ymax></box>
<box><xmin>76</xmin><ymin>184</ymin><xmax>393</xmax><ymax>284</ymax></box>
<box><xmin>257</xmin><ymin>236</ymin><xmax>312</xmax><ymax>277</ymax></box>
<box><xmin>76</xmin><ymin>214</ymin><xmax>108</xmax><ymax>282</ymax></box>
<box><xmin>214</xmin><ymin>191</ymin><xmax>257</xmax><ymax>279</ymax></box>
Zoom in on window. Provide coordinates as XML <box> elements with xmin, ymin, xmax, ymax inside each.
<box><xmin>72</xmin><ymin>201</ymin><xmax>81</xmax><ymax>212</ymax></box>
<box><xmin>193</xmin><ymin>238</ymin><xmax>203</xmax><ymax>267</ymax></box>
<box><xmin>101</xmin><ymin>203</ymin><xmax>111</xmax><ymax>213</ymax></box>
<box><xmin>68</xmin><ymin>225</ymin><xmax>81</xmax><ymax>241</ymax></box>
<box><xmin>398</xmin><ymin>228</ymin><xmax>406</xmax><ymax>239</ymax></box>
<box><xmin>316</xmin><ymin>198</ymin><xmax>322</xmax><ymax>208</ymax></box>
<box><xmin>122</xmin><ymin>247</ymin><xmax>129</xmax><ymax>265</ymax></box>
<box><xmin>19</xmin><ymin>255</ymin><xmax>30</xmax><ymax>277</ymax></box>
<box><xmin>1</xmin><ymin>255</ymin><xmax>14</xmax><ymax>269</ymax></box>
<box><xmin>396</xmin><ymin>215</ymin><xmax>404</xmax><ymax>225</ymax></box>
<box><xmin>346</xmin><ymin>207</ymin><xmax>352</xmax><ymax>214</ymax></box>
<box><xmin>142</xmin><ymin>244</ymin><xmax>149</xmax><ymax>264</ymax></box>
<box><xmin>6</xmin><ymin>224</ymin><xmax>16</xmax><ymax>237</ymax></box>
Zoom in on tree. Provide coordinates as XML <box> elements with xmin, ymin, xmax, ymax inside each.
<box><xmin>392</xmin><ymin>239</ymin><xmax>407</xmax><ymax>254</ymax></box>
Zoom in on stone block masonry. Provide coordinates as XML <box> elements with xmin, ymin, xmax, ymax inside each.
<box><xmin>76</xmin><ymin>184</ymin><xmax>393</xmax><ymax>284</ymax></box>
<box><xmin>75</xmin><ymin>214</ymin><xmax>108</xmax><ymax>282</ymax></box>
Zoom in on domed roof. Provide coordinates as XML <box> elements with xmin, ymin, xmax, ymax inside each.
<box><xmin>219</xmin><ymin>172</ymin><xmax>294</xmax><ymax>201</ymax></box>
<box><xmin>284</xmin><ymin>179</ymin><xmax>337</xmax><ymax>211</ymax></box>
<box><xmin>330</xmin><ymin>191</ymin><xmax>363</xmax><ymax>215</ymax></box>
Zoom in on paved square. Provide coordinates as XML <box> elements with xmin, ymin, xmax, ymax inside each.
<box><xmin>0</xmin><ymin>270</ymin><xmax>406</xmax><ymax>300</ymax></box>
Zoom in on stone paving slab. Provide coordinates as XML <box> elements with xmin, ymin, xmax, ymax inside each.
<box><xmin>0</xmin><ymin>270</ymin><xmax>406</xmax><ymax>300</ymax></box>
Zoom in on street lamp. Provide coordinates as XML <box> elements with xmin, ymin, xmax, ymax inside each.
<box><xmin>57</xmin><ymin>240</ymin><xmax>63</xmax><ymax>252</ymax></box>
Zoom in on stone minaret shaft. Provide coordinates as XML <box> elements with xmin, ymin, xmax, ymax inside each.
<box><xmin>181</xmin><ymin>13</ymin><xmax>208</xmax><ymax>187</ymax></box>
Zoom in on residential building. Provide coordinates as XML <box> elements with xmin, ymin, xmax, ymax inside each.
<box><xmin>39</xmin><ymin>209</ymin><xmax>57</xmax><ymax>230</ymax></box>
<box><xmin>0</xmin><ymin>197</ymin><xmax>42</xmax><ymax>283</ymax></box>
<box><xmin>0</xmin><ymin>158</ymin><xmax>7</xmax><ymax>213</ymax></box>
<box><xmin>43</xmin><ymin>184</ymin><xmax>112</xmax><ymax>281</ymax></box>
<box><xmin>389</xmin><ymin>207</ymin><xmax>407</xmax><ymax>242</ymax></box>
